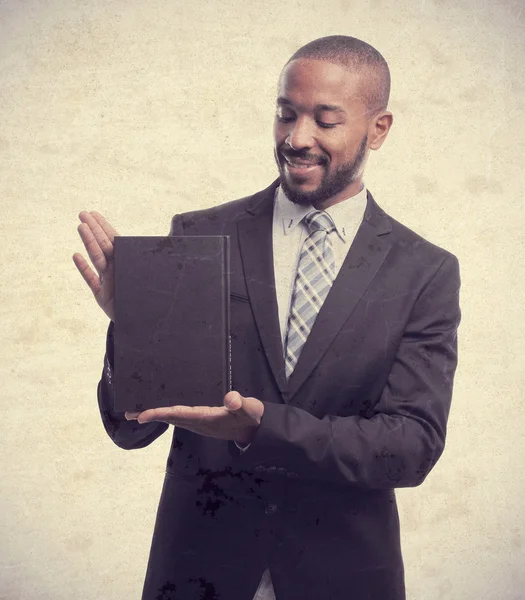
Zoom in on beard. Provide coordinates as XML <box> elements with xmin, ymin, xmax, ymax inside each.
<box><xmin>275</xmin><ymin>134</ymin><xmax>368</xmax><ymax>207</ymax></box>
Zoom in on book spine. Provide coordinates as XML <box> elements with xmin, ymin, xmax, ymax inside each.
<box><xmin>223</xmin><ymin>236</ymin><xmax>232</xmax><ymax>392</ymax></box>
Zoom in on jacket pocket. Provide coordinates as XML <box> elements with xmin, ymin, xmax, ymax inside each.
<box><xmin>230</xmin><ymin>292</ymin><xmax>250</xmax><ymax>303</ymax></box>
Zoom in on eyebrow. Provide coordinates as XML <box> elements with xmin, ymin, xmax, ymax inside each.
<box><xmin>276</xmin><ymin>97</ymin><xmax>346</xmax><ymax>113</ymax></box>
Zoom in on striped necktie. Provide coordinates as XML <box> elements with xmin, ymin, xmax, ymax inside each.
<box><xmin>284</xmin><ymin>210</ymin><xmax>336</xmax><ymax>378</ymax></box>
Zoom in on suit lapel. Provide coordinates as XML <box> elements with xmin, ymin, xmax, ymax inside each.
<box><xmin>237</xmin><ymin>180</ymin><xmax>288</xmax><ymax>395</ymax></box>
<box><xmin>237</xmin><ymin>185</ymin><xmax>393</xmax><ymax>401</ymax></box>
<box><xmin>286</xmin><ymin>191</ymin><xmax>393</xmax><ymax>402</ymax></box>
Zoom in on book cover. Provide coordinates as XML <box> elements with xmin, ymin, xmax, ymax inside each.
<box><xmin>113</xmin><ymin>235</ymin><xmax>230</xmax><ymax>412</ymax></box>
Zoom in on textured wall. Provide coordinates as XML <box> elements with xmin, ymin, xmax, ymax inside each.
<box><xmin>1</xmin><ymin>0</ymin><xmax>524</xmax><ymax>598</ymax></box>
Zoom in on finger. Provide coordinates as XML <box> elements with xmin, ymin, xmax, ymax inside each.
<box><xmin>224</xmin><ymin>391</ymin><xmax>243</xmax><ymax>411</ymax></box>
<box><xmin>137</xmin><ymin>405</ymin><xmax>204</xmax><ymax>422</ymax></box>
<box><xmin>137</xmin><ymin>405</ymin><xmax>223</xmax><ymax>425</ymax></box>
<box><xmin>78</xmin><ymin>211</ymin><xmax>115</xmax><ymax>268</ymax></box>
<box><xmin>125</xmin><ymin>411</ymin><xmax>141</xmax><ymax>420</ymax></box>
<box><xmin>77</xmin><ymin>220</ymin><xmax>111</xmax><ymax>276</ymax></box>
<box><xmin>72</xmin><ymin>252</ymin><xmax>101</xmax><ymax>296</ymax></box>
<box><xmin>90</xmin><ymin>211</ymin><xmax>119</xmax><ymax>246</ymax></box>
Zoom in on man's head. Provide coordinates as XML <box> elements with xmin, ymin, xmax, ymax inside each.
<box><xmin>274</xmin><ymin>35</ymin><xmax>393</xmax><ymax>208</ymax></box>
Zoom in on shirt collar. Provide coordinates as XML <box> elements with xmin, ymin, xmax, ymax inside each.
<box><xmin>275</xmin><ymin>184</ymin><xmax>368</xmax><ymax>242</ymax></box>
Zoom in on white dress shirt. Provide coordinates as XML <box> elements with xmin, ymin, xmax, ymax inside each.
<box><xmin>250</xmin><ymin>183</ymin><xmax>367</xmax><ymax>600</ymax></box>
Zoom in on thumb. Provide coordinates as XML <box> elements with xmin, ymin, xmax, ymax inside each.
<box><xmin>224</xmin><ymin>391</ymin><xmax>243</xmax><ymax>412</ymax></box>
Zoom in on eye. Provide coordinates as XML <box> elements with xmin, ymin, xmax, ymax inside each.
<box><xmin>317</xmin><ymin>121</ymin><xmax>337</xmax><ymax>129</ymax></box>
<box><xmin>275</xmin><ymin>105</ymin><xmax>296</xmax><ymax>123</ymax></box>
<box><xmin>276</xmin><ymin>115</ymin><xmax>295</xmax><ymax>123</ymax></box>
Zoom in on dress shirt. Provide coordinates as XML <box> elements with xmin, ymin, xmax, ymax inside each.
<box><xmin>273</xmin><ymin>184</ymin><xmax>368</xmax><ymax>348</ymax></box>
<box><xmin>250</xmin><ymin>183</ymin><xmax>367</xmax><ymax>600</ymax></box>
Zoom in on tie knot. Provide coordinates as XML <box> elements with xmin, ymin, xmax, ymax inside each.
<box><xmin>304</xmin><ymin>210</ymin><xmax>336</xmax><ymax>234</ymax></box>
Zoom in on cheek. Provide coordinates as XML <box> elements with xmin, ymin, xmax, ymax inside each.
<box><xmin>318</xmin><ymin>129</ymin><xmax>352</xmax><ymax>159</ymax></box>
<box><xmin>323</xmin><ymin>141</ymin><xmax>350</xmax><ymax>166</ymax></box>
<box><xmin>336</xmin><ymin>138</ymin><xmax>362</xmax><ymax>164</ymax></box>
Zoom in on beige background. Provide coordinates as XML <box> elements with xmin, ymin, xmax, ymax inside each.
<box><xmin>1</xmin><ymin>0</ymin><xmax>524</xmax><ymax>598</ymax></box>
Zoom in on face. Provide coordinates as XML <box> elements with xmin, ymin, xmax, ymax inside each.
<box><xmin>274</xmin><ymin>58</ymin><xmax>373</xmax><ymax>208</ymax></box>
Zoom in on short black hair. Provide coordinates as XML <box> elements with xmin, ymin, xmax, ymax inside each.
<box><xmin>286</xmin><ymin>35</ymin><xmax>390</xmax><ymax>113</ymax></box>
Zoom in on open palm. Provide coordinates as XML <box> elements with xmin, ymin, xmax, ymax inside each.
<box><xmin>73</xmin><ymin>211</ymin><xmax>118</xmax><ymax>322</ymax></box>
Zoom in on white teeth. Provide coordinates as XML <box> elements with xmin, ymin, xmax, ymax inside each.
<box><xmin>286</xmin><ymin>160</ymin><xmax>318</xmax><ymax>168</ymax></box>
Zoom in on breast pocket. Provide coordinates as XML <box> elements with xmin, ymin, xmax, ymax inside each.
<box><xmin>230</xmin><ymin>292</ymin><xmax>250</xmax><ymax>304</ymax></box>
<box><xmin>229</xmin><ymin>291</ymin><xmax>254</xmax><ymax>338</ymax></box>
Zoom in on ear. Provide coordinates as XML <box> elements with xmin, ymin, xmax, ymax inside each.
<box><xmin>368</xmin><ymin>111</ymin><xmax>393</xmax><ymax>150</ymax></box>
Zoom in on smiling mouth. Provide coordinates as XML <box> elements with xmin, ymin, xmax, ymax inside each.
<box><xmin>283</xmin><ymin>155</ymin><xmax>325</xmax><ymax>172</ymax></box>
<box><xmin>286</xmin><ymin>160</ymin><xmax>319</xmax><ymax>169</ymax></box>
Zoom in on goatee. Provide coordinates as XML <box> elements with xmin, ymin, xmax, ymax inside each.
<box><xmin>276</xmin><ymin>135</ymin><xmax>368</xmax><ymax>207</ymax></box>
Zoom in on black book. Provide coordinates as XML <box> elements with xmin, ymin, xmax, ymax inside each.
<box><xmin>113</xmin><ymin>236</ymin><xmax>230</xmax><ymax>412</ymax></box>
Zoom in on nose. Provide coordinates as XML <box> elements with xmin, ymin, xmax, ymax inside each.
<box><xmin>285</xmin><ymin>116</ymin><xmax>315</xmax><ymax>150</ymax></box>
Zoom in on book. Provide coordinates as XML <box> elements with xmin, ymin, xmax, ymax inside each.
<box><xmin>113</xmin><ymin>235</ymin><xmax>230</xmax><ymax>412</ymax></box>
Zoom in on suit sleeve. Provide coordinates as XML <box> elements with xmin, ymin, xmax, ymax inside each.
<box><xmin>97</xmin><ymin>321</ymin><xmax>168</xmax><ymax>449</ymax></box>
<box><xmin>95</xmin><ymin>215</ymin><xmax>186</xmax><ymax>449</ymax></box>
<box><xmin>239</xmin><ymin>253</ymin><xmax>461</xmax><ymax>490</ymax></box>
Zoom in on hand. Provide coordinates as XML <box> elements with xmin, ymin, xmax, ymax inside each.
<box><xmin>124</xmin><ymin>391</ymin><xmax>264</xmax><ymax>445</ymax></box>
<box><xmin>73</xmin><ymin>211</ymin><xmax>118</xmax><ymax>321</ymax></box>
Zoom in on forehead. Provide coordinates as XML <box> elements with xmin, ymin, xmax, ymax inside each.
<box><xmin>277</xmin><ymin>58</ymin><xmax>365</xmax><ymax>110</ymax></box>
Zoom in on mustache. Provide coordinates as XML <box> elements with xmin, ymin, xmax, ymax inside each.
<box><xmin>279</xmin><ymin>149</ymin><xmax>328</xmax><ymax>165</ymax></box>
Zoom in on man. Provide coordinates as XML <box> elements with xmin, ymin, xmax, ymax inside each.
<box><xmin>74</xmin><ymin>36</ymin><xmax>461</xmax><ymax>600</ymax></box>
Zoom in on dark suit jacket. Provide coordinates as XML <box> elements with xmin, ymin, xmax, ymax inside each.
<box><xmin>97</xmin><ymin>180</ymin><xmax>461</xmax><ymax>600</ymax></box>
